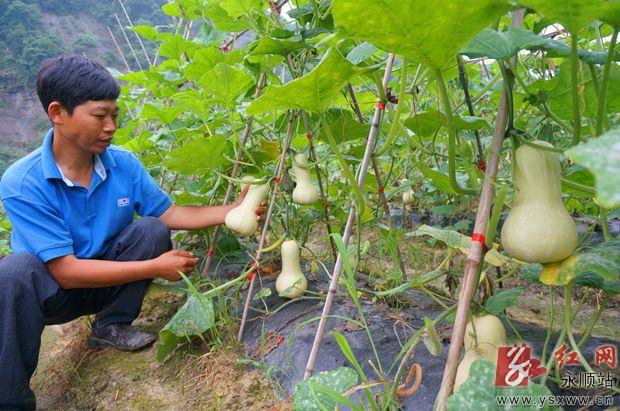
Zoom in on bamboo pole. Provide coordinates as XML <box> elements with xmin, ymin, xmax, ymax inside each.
<box><xmin>114</xmin><ymin>14</ymin><xmax>142</xmax><ymax>70</ymax></box>
<box><xmin>304</xmin><ymin>54</ymin><xmax>395</xmax><ymax>379</ymax></box>
<box><xmin>116</xmin><ymin>0</ymin><xmax>151</xmax><ymax>64</ymax></box>
<box><xmin>201</xmin><ymin>73</ymin><xmax>267</xmax><ymax>277</ymax></box>
<box><xmin>346</xmin><ymin>82</ymin><xmax>407</xmax><ymax>278</ymax></box>
<box><xmin>300</xmin><ymin>112</ymin><xmax>338</xmax><ymax>262</ymax></box>
<box><xmin>237</xmin><ymin>110</ymin><xmax>297</xmax><ymax>341</ymax></box>
<box><xmin>107</xmin><ymin>26</ymin><xmax>131</xmax><ymax>72</ymax></box>
<box><xmin>434</xmin><ymin>11</ymin><xmax>525</xmax><ymax>411</ymax></box>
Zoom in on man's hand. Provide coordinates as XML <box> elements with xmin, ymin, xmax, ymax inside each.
<box><xmin>152</xmin><ymin>249</ymin><xmax>200</xmax><ymax>282</ymax></box>
<box><xmin>232</xmin><ymin>184</ymin><xmax>267</xmax><ymax>232</ymax></box>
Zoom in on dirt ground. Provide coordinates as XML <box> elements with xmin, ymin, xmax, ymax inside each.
<box><xmin>32</xmin><ymin>284</ymin><xmax>292</xmax><ymax>410</ymax></box>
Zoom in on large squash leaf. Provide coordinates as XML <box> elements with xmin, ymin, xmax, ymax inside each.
<box><xmin>565</xmin><ymin>129</ymin><xmax>620</xmax><ymax>208</ymax></box>
<box><xmin>198</xmin><ymin>64</ymin><xmax>254</xmax><ymax>107</ymax></box>
<box><xmin>540</xmin><ymin>239</ymin><xmax>620</xmax><ymax>287</ymax></box>
<box><xmin>247</xmin><ymin>48</ymin><xmax>364</xmax><ymax>114</ymax></box>
<box><xmin>250</xmin><ymin>36</ymin><xmax>310</xmax><ymax>56</ymax></box>
<box><xmin>294</xmin><ymin>367</ymin><xmax>358</xmax><ymax>411</ymax></box>
<box><xmin>447</xmin><ymin>360</ymin><xmax>560</xmax><ymax>411</ymax></box>
<box><xmin>461</xmin><ymin>27</ymin><xmax>615</xmax><ymax>64</ymax></box>
<box><xmin>518</xmin><ymin>0</ymin><xmax>618</xmax><ymax>33</ymax></box>
<box><xmin>157</xmin><ymin>294</ymin><xmax>215</xmax><ymax>362</ymax></box>
<box><xmin>332</xmin><ymin>0</ymin><xmax>507</xmax><ymax>70</ymax></box>
<box><xmin>164</xmin><ymin>135</ymin><xmax>228</xmax><ymax>175</ymax></box>
<box><xmin>404</xmin><ymin>109</ymin><xmax>489</xmax><ymax>138</ymax></box>
<box><xmin>320</xmin><ymin>109</ymin><xmax>371</xmax><ymax>144</ymax></box>
<box><xmin>414</xmin><ymin>225</ymin><xmax>508</xmax><ymax>267</ymax></box>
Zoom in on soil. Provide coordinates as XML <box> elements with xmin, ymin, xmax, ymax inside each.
<box><xmin>32</xmin><ymin>284</ymin><xmax>292</xmax><ymax>410</ymax></box>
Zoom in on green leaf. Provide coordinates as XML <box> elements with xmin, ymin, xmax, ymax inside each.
<box><xmin>333</xmin><ymin>333</ymin><xmax>367</xmax><ymax>380</ymax></box>
<box><xmin>404</xmin><ymin>109</ymin><xmax>489</xmax><ymax>138</ymax></box>
<box><xmin>198</xmin><ymin>64</ymin><xmax>254</xmax><ymax>106</ymax></box>
<box><xmin>422</xmin><ymin>317</ymin><xmax>442</xmax><ymax>356</ymax></box>
<box><xmin>251</xmin><ymin>138</ymin><xmax>280</xmax><ymax>166</ymax></box>
<box><xmin>519</xmin><ymin>263</ymin><xmax>544</xmax><ymax>285</ymax></box>
<box><xmin>253</xmin><ymin>287</ymin><xmax>272</xmax><ymax>300</ymax></box>
<box><xmin>346</xmin><ymin>42</ymin><xmax>378</xmax><ymax>64</ymax></box>
<box><xmin>540</xmin><ymin>239</ymin><xmax>620</xmax><ymax>287</ymax></box>
<box><xmin>247</xmin><ymin>48</ymin><xmax>364</xmax><ymax>114</ymax></box>
<box><xmin>484</xmin><ymin>287</ymin><xmax>524</xmax><ymax>315</ymax></box>
<box><xmin>332</xmin><ymin>0</ymin><xmax>507</xmax><ymax>70</ymax></box>
<box><xmin>461</xmin><ymin>27</ymin><xmax>614</xmax><ymax>64</ymax></box>
<box><xmin>320</xmin><ymin>109</ymin><xmax>371</xmax><ymax>144</ymax></box>
<box><xmin>156</xmin><ymin>294</ymin><xmax>214</xmax><ymax>362</ymax></box>
<box><xmin>158</xmin><ymin>34</ymin><xmax>197</xmax><ymax>60</ymax></box>
<box><xmin>164</xmin><ymin>135</ymin><xmax>228</xmax><ymax>175</ymax></box>
<box><xmin>132</xmin><ymin>25</ymin><xmax>158</xmax><ymax>42</ymax></box>
<box><xmin>220</xmin><ymin>0</ymin><xmax>265</xmax><ymax>17</ymax></box>
<box><xmin>161</xmin><ymin>2</ymin><xmax>182</xmax><ymax>17</ymax></box>
<box><xmin>447</xmin><ymin>360</ymin><xmax>560</xmax><ymax>411</ymax></box>
<box><xmin>294</xmin><ymin>367</ymin><xmax>358</xmax><ymax>411</ymax></box>
<box><xmin>565</xmin><ymin>129</ymin><xmax>620</xmax><ymax>208</ymax></box>
<box><xmin>414</xmin><ymin>224</ymin><xmax>508</xmax><ymax>267</ymax></box>
<box><xmin>183</xmin><ymin>47</ymin><xmax>245</xmax><ymax>81</ymax></box>
<box><xmin>518</xmin><ymin>0</ymin><xmax>617</xmax><ymax>33</ymax></box>
<box><xmin>204</xmin><ymin>3</ymin><xmax>250</xmax><ymax>31</ymax></box>
<box><xmin>419</xmin><ymin>163</ymin><xmax>456</xmax><ymax>194</ymax></box>
<box><xmin>140</xmin><ymin>104</ymin><xmax>184</xmax><ymax>125</ymax></box>
<box><xmin>171</xmin><ymin>91</ymin><xmax>212</xmax><ymax>120</ymax></box>
<box><xmin>250</xmin><ymin>36</ymin><xmax>309</xmax><ymax>56</ymax></box>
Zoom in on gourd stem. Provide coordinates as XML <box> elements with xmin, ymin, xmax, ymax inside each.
<box><xmin>434</xmin><ymin>68</ymin><xmax>477</xmax><ymax>196</ymax></box>
<box><xmin>595</xmin><ymin>29</ymin><xmax>618</xmax><ymax>136</ymax></box>
<box><xmin>570</xmin><ymin>34</ymin><xmax>581</xmax><ymax>146</ymax></box>
<box><xmin>599</xmin><ymin>205</ymin><xmax>612</xmax><ymax>241</ymax></box>
<box><xmin>497</xmin><ymin>61</ymin><xmax>514</xmax><ymax>132</ymax></box>
<box><xmin>560</xmin><ymin>178</ymin><xmax>596</xmax><ymax>196</ymax></box>
<box><xmin>201</xmin><ymin>73</ymin><xmax>267</xmax><ymax>277</ymax></box>
<box><xmin>513</xmin><ymin>132</ymin><xmax>564</xmax><ymax>153</ymax></box>
<box><xmin>577</xmin><ymin>294</ymin><xmax>607</xmax><ymax>349</ymax></box>
<box><xmin>455</xmin><ymin>72</ymin><xmax>501</xmax><ymax>112</ymax></box>
<box><xmin>541</xmin><ymin>286</ymin><xmax>555</xmax><ymax>366</ymax></box>
<box><xmin>457</xmin><ymin>56</ymin><xmax>485</xmax><ymax>164</ymax></box>
<box><xmin>503</xmin><ymin>316</ymin><xmax>524</xmax><ymax>343</ymax></box>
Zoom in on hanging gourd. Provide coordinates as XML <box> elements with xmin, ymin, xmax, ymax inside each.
<box><xmin>292</xmin><ymin>152</ymin><xmax>320</xmax><ymax>205</ymax></box>
<box><xmin>454</xmin><ymin>350</ymin><xmax>485</xmax><ymax>392</ymax></box>
<box><xmin>501</xmin><ymin>141</ymin><xmax>578</xmax><ymax>263</ymax></box>
<box><xmin>225</xmin><ymin>177</ymin><xmax>269</xmax><ymax>237</ymax></box>
<box><xmin>401</xmin><ymin>179</ymin><xmax>415</xmax><ymax>205</ymax></box>
<box><xmin>275</xmin><ymin>240</ymin><xmax>308</xmax><ymax>298</ymax></box>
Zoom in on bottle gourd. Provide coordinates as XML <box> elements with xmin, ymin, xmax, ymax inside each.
<box><xmin>292</xmin><ymin>153</ymin><xmax>320</xmax><ymax>205</ymax></box>
<box><xmin>501</xmin><ymin>141</ymin><xmax>578</xmax><ymax>263</ymax></box>
<box><xmin>225</xmin><ymin>177</ymin><xmax>269</xmax><ymax>237</ymax></box>
<box><xmin>275</xmin><ymin>240</ymin><xmax>308</xmax><ymax>298</ymax></box>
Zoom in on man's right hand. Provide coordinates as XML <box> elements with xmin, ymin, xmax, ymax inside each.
<box><xmin>152</xmin><ymin>249</ymin><xmax>200</xmax><ymax>282</ymax></box>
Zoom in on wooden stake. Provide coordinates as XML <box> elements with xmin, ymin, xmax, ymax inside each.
<box><xmin>201</xmin><ymin>73</ymin><xmax>267</xmax><ymax>277</ymax></box>
<box><xmin>106</xmin><ymin>26</ymin><xmax>131</xmax><ymax>72</ymax></box>
<box><xmin>237</xmin><ymin>110</ymin><xmax>297</xmax><ymax>341</ymax></box>
<box><xmin>434</xmin><ymin>11</ymin><xmax>525</xmax><ymax>411</ymax></box>
<box><xmin>304</xmin><ymin>54</ymin><xmax>395</xmax><ymax>379</ymax></box>
<box><xmin>114</xmin><ymin>14</ymin><xmax>142</xmax><ymax>70</ymax></box>
<box><xmin>116</xmin><ymin>0</ymin><xmax>151</xmax><ymax>64</ymax></box>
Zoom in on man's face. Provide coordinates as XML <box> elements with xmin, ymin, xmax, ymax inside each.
<box><xmin>59</xmin><ymin>100</ymin><xmax>119</xmax><ymax>154</ymax></box>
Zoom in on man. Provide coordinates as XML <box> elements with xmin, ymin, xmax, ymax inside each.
<box><xmin>0</xmin><ymin>55</ymin><xmax>264</xmax><ymax>410</ymax></box>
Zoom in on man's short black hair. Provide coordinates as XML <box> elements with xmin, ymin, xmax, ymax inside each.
<box><xmin>36</xmin><ymin>55</ymin><xmax>120</xmax><ymax>116</ymax></box>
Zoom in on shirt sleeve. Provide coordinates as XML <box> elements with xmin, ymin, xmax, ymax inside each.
<box><xmin>2</xmin><ymin>195</ymin><xmax>74</xmax><ymax>262</ymax></box>
<box><xmin>131</xmin><ymin>155</ymin><xmax>173</xmax><ymax>217</ymax></box>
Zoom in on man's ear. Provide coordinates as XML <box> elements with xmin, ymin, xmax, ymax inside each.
<box><xmin>48</xmin><ymin>102</ymin><xmax>65</xmax><ymax>125</ymax></box>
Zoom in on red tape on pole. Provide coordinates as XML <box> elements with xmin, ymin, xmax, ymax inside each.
<box><xmin>471</xmin><ymin>232</ymin><xmax>489</xmax><ymax>253</ymax></box>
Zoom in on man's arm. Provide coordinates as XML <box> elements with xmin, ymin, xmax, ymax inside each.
<box><xmin>46</xmin><ymin>250</ymin><xmax>199</xmax><ymax>289</ymax></box>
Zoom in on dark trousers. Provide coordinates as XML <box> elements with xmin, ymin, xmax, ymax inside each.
<box><xmin>0</xmin><ymin>217</ymin><xmax>171</xmax><ymax>410</ymax></box>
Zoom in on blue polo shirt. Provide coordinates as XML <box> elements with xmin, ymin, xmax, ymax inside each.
<box><xmin>0</xmin><ymin>128</ymin><xmax>172</xmax><ymax>262</ymax></box>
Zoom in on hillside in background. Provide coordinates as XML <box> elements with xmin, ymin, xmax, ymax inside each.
<box><xmin>0</xmin><ymin>0</ymin><xmax>168</xmax><ymax>173</ymax></box>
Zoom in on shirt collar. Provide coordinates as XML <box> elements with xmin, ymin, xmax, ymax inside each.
<box><xmin>41</xmin><ymin>127</ymin><xmax>116</xmax><ymax>183</ymax></box>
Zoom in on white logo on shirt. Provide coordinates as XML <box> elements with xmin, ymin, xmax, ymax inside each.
<box><xmin>117</xmin><ymin>197</ymin><xmax>130</xmax><ymax>207</ymax></box>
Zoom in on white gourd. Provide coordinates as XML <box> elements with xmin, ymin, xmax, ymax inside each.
<box><xmin>464</xmin><ymin>314</ymin><xmax>507</xmax><ymax>361</ymax></box>
<box><xmin>292</xmin><ymin>153</ymin><xmax>320</xmax><ymax>205</ymax></box>
<box><xmin>402</xmin><ymin>188</ymin><xmax>415</xmax><ymax>205</ymax></box>
<box><xmin>454</xmin><ymin>350</ymin><xmax>489</xmax><ymax>392</ymax></box>
<box><xmin>225</xmin><ymin>176</ymin><xmax>268</xmax><ymax>237</ymax></box>
<box><xmin>501</xmin><ymin>141</ymin><xmax>578</xmax><ymax>263</ymax></box>
<box><xmin>275</xmin><ymin>240</ymin><xmax>308</xmax><ymax>298</ymax></box>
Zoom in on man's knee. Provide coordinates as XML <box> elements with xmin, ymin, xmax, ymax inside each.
<box><xmin>131</xmin><ymin>217</ymin><xmax>172</xmax><ymax>253</ymax></box>
<box><xmin>0</xmin><ymin>253</ymin><xmax>47</xmax><ymax>290</ymax></box>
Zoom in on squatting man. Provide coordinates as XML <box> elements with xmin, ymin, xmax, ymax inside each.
<box><xmin>0</xmin><ymin>55</ymin><xmax>265</xmax><ymax>410</ymax></box>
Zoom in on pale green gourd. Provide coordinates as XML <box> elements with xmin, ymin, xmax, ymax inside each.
<box><xmin>454</xmin><ymin>350</ymin><xmax>490</xmax><ymax>393</ymax></box>
<box><xmin>464</xmin><ymin>314</ymin><xmax>506</xmax><ymax>361</ymax></box>
<box><xmin>402</xmin><ymin>188</ymin><xmax>415</xmax><ymax>205</ymax></box>
<box><xmin>225</xmin><ymin>176</ymin><xmax>268</xmax><ymax>237</ymax></box>
<box><xmin>275</xmin><ymin>240</ymin><xmax>308</xmax><ymax>298</ymax></box>
<box><xmin>501</xmin><ymin>141</ymin><xmax>578</xmax><ymax>263</ymax></box>
<box><xmin>292</xmin><ymin>153</ymin><xmax>320</xmax><ymax>205</ymax></box>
